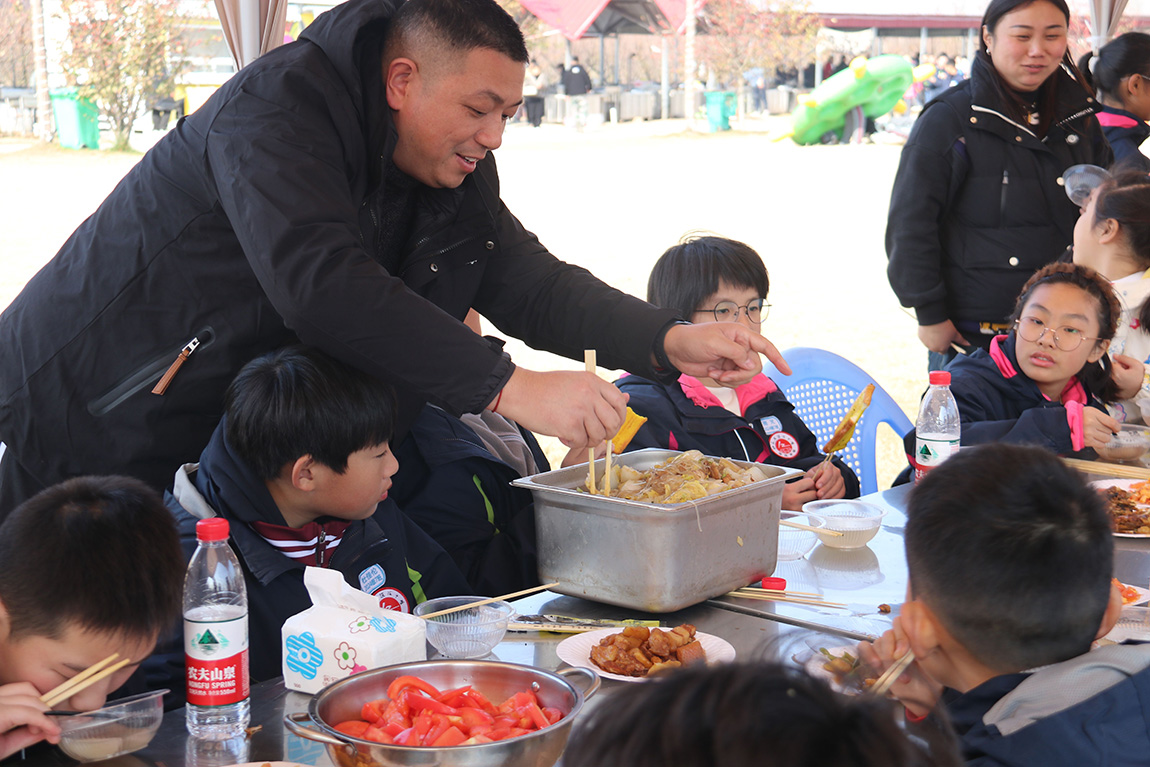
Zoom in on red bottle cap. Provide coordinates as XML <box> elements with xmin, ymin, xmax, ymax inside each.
<box><xmin>761</xmin><ymin>576</ymin><xmax>787</xmax><ymax>591</ymax></box>
<box><xmin>929</xmin><ymin>371</ymin><xmax>951</xmax><ymax>386</ymax></box>
<box><xmin>196</xmin><ymin>517</ymin><xmax>230</xmax><ymax>542</ymax></box>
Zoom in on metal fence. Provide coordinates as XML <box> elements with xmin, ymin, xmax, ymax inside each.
<box><xmin>0</xmin><ymin>91</ymin><xmax>37</xmax><ymax>136</ymax></box>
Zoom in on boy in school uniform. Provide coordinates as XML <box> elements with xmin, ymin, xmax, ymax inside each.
<box><xmin>863</xmin><ymin>443</ymin><xmax>1150</xmax><ymax>765</ymax></box>
<box><xmin>153</xmin><ymin>346</ymin><xmax>469</xmax><ymax>698</ymax></box>
<box><xmin>0</xmin><ymin>476</ymin><xmax>183</xmax><ymax>758</ymax></box>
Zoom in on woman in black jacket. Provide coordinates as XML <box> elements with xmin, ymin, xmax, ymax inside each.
<box><xmin>886</xmin><ymin>0</ymin><xmax>1112</xmax><ymax>371</ymax></box>
<box><xmin>1079</xmin><ymin>33</ymin><xmax>1150</xmax><ymax>172</ymax></box>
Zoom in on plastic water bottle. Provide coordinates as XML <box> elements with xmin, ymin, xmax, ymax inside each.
<box><xmin>914</xmin><ymin>370</ymin><xmax>961</xmax><ymax>482</ymax></box>
<box><xmin>184</xmin><ymin>518</ymin><xmax>250</xmax><ymax>740</ymax></box>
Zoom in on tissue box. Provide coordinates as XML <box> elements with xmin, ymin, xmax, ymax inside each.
<box><xmin>281</xmin><ymin>567</ymin><xmax>426</xmax><ymax>694</ymax></box>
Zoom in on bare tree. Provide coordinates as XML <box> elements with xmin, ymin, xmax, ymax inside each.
<box><xmin>699</xmin><ymin>0</ymin><xmax>820</xmax><ymax>90</ymax></box>
<box><xmin>58</xmin><ymin>0</ymin><xmax>187</xmax><ymax>150</ymax></box>
<box><xmin>0</xmin><ymin>0</ymin><xmax>33</xmax><ymax>86</ymax></box>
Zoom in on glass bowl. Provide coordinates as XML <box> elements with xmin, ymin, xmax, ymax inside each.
<box><xmin>56</xmin><ymin>688</ymin><xmax>167</xmax><ymax>762</ymax></box>
<box><xmin>778</xmin><ymin>511</ymin><xmax>824</xmax><ymax>561</ymax></box>
<box><xmin>1096</xmin><ymin>424</ymin><xmax>1150</xmax><ymax>463</ymax></box>
<box><xmin>414</xmin><ymin>597</ymin><xmax>514</xmax><ymax>659</ymax></box>
<box><xmin>803</xmin><ymin>499</ymin><xmax>887</xmax><ymax>549</ymax></box>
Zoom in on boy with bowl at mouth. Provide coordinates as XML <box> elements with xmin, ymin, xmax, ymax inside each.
<box><xmin>0</xmin><ymin>476</ymin><xmax>184</xmax><ymax>757</ymax></box>
<box><xmin>861</xmin><ymin>443</ymin><xmax>1149</xmax><ymax>765</ymax></box>
<box><xmin>149</xmin><ymin>346</ymin><xmax>469</xmax><ymax>700</ymax></box>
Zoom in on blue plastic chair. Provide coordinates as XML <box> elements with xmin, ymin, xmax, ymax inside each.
<box><xmin>763</xmin><ymin>347</ymin><xmax>912</xmax><ymax>495</ymax></box>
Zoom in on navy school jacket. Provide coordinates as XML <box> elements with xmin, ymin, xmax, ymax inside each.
<box><xmin>615</xmin><ymin>373</ymin><xmax>860</xmax><ymax>497</ymax></box>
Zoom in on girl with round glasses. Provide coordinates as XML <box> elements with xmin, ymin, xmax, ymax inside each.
<box><xmin>610</xmin><ymin>235</ymin><xmax>859</xmax><ymax>511</ymax></box>
<box><xmin>1072</xmin><ymin>170</ymin><xmax>1150</xmax><ymax>423</ymax></box>
<box><xmin>1080</xmin><ymin>33</ymin><xmax>1150</xmax><ymax>172</ymax></box>
<box><xmin>934</xmin><ymin>262</ymin><xmax>1121</xmax><ymax>455</ymax></box>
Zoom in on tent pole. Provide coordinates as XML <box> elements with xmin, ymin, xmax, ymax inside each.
<box><xmin>661</xmin><ymin>34</ymin><xmax>669</xmax><ymax>119</ymax></box>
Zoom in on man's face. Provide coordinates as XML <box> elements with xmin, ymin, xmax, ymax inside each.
<box><xmin>387</xmin><ymin>47</ymin><xmax>525</xmax><ymax>188</ymax></box>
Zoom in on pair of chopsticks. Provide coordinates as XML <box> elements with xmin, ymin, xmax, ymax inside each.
<box><xmin>40</xmin><ymin>653</ymin><xmax>132</xmax><ymax>708</ymax></box>
<box><xmin>869</xmin><ymin>649</ymin><xmax>915</xmax><ymax>697</ymax></box>
<box><xmin>419</xmin><ymin>582</ymin><xmax>560</xmax><ymax>620</ymax></box>
<box><xmin>1063</xmin><ymin>456</ymin><xmax>1150</xmax><ymax>480</ymax></box>
<box><xmin>780</xmin><ymin>518</ymin><xmax>844</xmax><ymax>537</ymax></box>
<box><xmin>727</xmin><ymin>586</ymin><xmax>847</xmax><ymax>609</ymax></box>
<box><xmin>584</xmin><ymin>350</ymin><xmax>613</xmax><ymax>496</ymax></box>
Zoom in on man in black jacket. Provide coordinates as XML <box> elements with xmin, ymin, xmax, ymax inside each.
<box><xmin>0</xmin><ymin>0</ymin><xmax>787</xmax><ymax>515</ymax></box>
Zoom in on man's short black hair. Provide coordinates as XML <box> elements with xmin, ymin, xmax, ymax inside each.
<box><xmin>647</xmin><ymin>234</ymin><xmax>770</xmax><ymax>321</ymax></box>
<box><xmin>225</xmin><ymin>346</ymin><xmax>396</xmax><ymax>480</ymax></box>
<box><xmin>0</xmin><ymin>476</ymin><xmax>183</xmax><ymax>640</ymax></box>
<box><xmin>384</xmin><ymin>0</ymin><xmax>529</xmax><ymax>65</ymax></box>
<box><xmin>907</xmin><ymin>444</ymin><xmax>1113</xmax><ymax>672</ymax></box>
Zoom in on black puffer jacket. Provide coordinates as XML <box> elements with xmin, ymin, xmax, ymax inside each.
<box><xmin>887</xmin><ymin>55</ymin><xmax>1112</xmax><ymax>328</ymax></box>
<box><xmin>0</xmin><ymin>0</ymin><xmax>676</xmax><ymax>494</ymax></box>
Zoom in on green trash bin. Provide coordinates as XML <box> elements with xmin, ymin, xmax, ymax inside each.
<box><xmin>50</xmin><ymin>87</ymin><xmax>100</xmax><ymax>149</ymax></box>
<box><xmin>704</xmin><ymin>90</ymin><xmax>736</xmax><ymax>132</ymax></box>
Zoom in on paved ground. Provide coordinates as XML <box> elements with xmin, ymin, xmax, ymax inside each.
<box><xmin>0</xmin><ymin>115</ymin><xmax>924</xmax><ymax>486</ymax></box>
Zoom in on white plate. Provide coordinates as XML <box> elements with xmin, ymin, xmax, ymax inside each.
<box><xmin>796</xmin><ymin>644</ymin><xmax>865</xmax><ymax>694</ymax></box>
<box><xmin>1091</xmin><ymin>479</ymin><xmax>1150</xmax><ymax>538</ymax></box>
<box><xmin>556</xmin><ymin>627</ymin><xmax>735</xmax><ymax>683</ymax></box>
<box><xmin>1120</xmin><ymin>583</ymin><xmax>1150</xmax><ymax>606</ymax></box>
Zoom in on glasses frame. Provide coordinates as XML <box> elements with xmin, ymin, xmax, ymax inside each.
<box><xmin>1013</xmin><ymin>317</ymin><xmax>1101</xmax><ymax>352</ymax></box>
<box><xmin>694</xmin><ymin>298</ymin><xmax>770</xmax><ymax>325</ymax></box>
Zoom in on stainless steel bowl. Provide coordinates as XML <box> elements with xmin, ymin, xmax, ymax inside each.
<box><xmin>285</xmin><ymin>659</ymin><xmax>600</xmax><ymax>767</ymax></box>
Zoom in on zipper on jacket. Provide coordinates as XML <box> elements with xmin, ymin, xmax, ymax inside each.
<box><xmin>87</xmin><ymin>327</ymin><xmax>215</xmax><ymax>416</ymax></box>
<box><xmin>317</xmin><ymin>527</ymin><xmax>327</xmax><ymax>567</ymax></box>
<box><xmin>1000</xmin><ymin>170</ymin><xmax>1009</xmax><ymax>221</ymax></box>
<box><xmin>152</xmin><ymin>337</ymin><xmax>202</xmax><ymax>395</ymax></box>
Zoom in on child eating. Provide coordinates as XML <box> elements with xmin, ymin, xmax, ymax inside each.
<box><xmin>861</xmin><ymin>444</ymin><xmax>1142</xmax><ymax>765</ymax></box>
<box><xmin>611</xmin><ymin>235</ymin><xmax>858</xmax><ymax>510</ymax></box>
<box><xmin>0</xmin><ymin>476</ymin><xmax>183</xmax><ymax>757</ymax></box>
<box><xmin>916</xmin><ymin>262</ymin><xmax>1122</xmax><ymax>456</ymax></box>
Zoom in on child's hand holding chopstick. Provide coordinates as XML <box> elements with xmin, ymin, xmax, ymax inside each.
<box><xmin>0</xmin><ymin>682</ymin><xmax>61</xmax><ymax>759</ymax></box>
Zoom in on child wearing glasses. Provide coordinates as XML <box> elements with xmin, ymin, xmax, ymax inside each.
<box><xmin>919</xmin><ymin>262</ymin><xmax>1121</xmax><ymax>457</ymax></box>
<box><xmin>1071</xmin><ymin>170</ymin><xmax>1150</xmax><ymax>424</ymax></box>
<box><xmin>611</xmin><ymin>235</ymin><xmax>858</xmax><ymax>510</ymax></box>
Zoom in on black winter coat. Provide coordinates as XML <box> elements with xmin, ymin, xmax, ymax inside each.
<box><xmin>887</xmin><ymin>55</ymin><xmax>1112</xmax><ymax>328</ymax></box>
<box><xmin>0</xmin><ymin>0</ymin><xmax>677</xmax><ymax>496</ymax></box>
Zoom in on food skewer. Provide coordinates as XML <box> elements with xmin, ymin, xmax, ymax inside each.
<box><xmin>605</xmin><ymin>438</ymin><xmax>612</xmax><ymax>495</ymax></box>
<box><xmin>419</xmin><ymin>582</ymin><xmax>561</xmax><ymax>620</ymax></box>
<box><xmin>584</xmin><ymin>349</ymin><xmax>597</xmax><ymax>494</ymax></box>
<box><xmin>725</xmin><ymin>590</ymin><xmax>849</xmax><ymax>608</ymax></box>
<box><xmin>819</xmin><ymin>383</ymin><xmax>875</xmax><ymax>468</ymax></box>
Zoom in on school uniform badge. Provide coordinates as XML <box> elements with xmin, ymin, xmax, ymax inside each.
<box><xmin>358</xmin><ymin>564</ymin><xmax>386</xmax><ymax>594</ymax></box>
<box><xmin>377</xmin><ymin>587</ymin><xmax>411</xmax><ymax>613</ymax></box>
<box><xmin>759</xmin><ymin>416</ymin><xmax>783</xmax><ymax>435</ymax></box>
<box><xmin>769</xmin><ymin>431</ymin><xmax>800</xmax><ymax>459</ymax></box>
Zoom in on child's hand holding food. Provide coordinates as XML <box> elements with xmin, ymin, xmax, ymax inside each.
<box><xmin>1082</xmin><ymin>406</ymin><xmax>1122</xmax><ymax>450</ymax></box>
<box><xmin>811</xmin><ymin>461</ymin><xmax>846</xmax><ymax>500</ymax></box>
<box><xmin>857</xmin><ymin>618</ymin><xmax>942</xmax><ymax>719</ymax></box>
<box><xmin>0</xmin><ymin>682</ymin><xmax>61</xmax><ymax>759</ymax></box>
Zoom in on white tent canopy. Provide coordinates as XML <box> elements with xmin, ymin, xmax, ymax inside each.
<box><xmin>215</xmin><ymin>0</ymin><xmax>289</xmax><ymax>70</ymax></box>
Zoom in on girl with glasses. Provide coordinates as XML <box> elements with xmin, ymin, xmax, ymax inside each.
<box><xmin>929</xmin><ymin>263</ymin><xmax>1121</xmax><ymax>455</ymax></box>
<box><xmin>609</xmin><ymin>235</ymin><xmax>859</xmax><ymax>511</ymax></box>
<box><xmin>1072</xmin><ymin>170</ymin><xmax>1150</xmax><ymax>423</ymax></box>
<box><xmin>1079</xmin><ymin>33</ymin><xmax>1150</xmax><ymax>172</ymax></box>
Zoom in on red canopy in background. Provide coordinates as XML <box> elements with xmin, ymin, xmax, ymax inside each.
<box><xmin>518</xmin><ymin>0</ymin><xmax>695</xmax><ymax>40</ymax></box>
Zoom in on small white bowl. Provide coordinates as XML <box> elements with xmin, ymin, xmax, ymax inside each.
<box><xmin>1096</xmin><ymin>424</ymin><xmax>1150</xmax><ymax>463</ymax></box>
<box><xmin>778</xmin><ymin>511</ymin><xmax>824</xmax><ymax>561</ymax></box>
<box><xmin>803</xmin><ymin>500</ymin><xmax>886</xmax><ymax>549</ymax></box>
<box><xmin>56</xmin><ymin>689</ymin><xmax>167</xmax><ymax>762</ymax></box>
<box><xmin>414</xmin><ymin>596</ymin><xmax>514</xmax><ymax>659</ymax></box>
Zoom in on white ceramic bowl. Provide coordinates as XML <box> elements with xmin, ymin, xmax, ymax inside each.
<box><xmin>803</xmin><ymin>500</ymin><xmax>886</xmax><ymax>549</ymax></box>
<box><xmin>56</xmin><ymin>689</ymin><xmax>166</xmax><ymax>762</ymax></box>
<box><xmin>414</xmin><ymin>596</ymin><xmax>514</xmax><ymax>659</ymax></box>
<box><xmin>1096</xmin><ymin>424</ymin><xmax>1150</xmax><ymax>463</ymax></box>
<box><xmin>778</xmin><ymin>511</ymin><xmax>824</xmax><ymax>561</ymax></box>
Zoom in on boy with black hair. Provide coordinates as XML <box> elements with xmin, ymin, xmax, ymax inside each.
<box><xmin>862</xmin><ymin>443</ymin><xmax>1150</xmax><ymax>765</ymax></box>
<box><xmin>154</xmin><ymin>346</ymin><xmax>469</xmax><ymax>698</ymax></box>
<box><xmin>0</xmin><ymin>476</ymin><xmax>183</xmax><ymax>757</ymax></box>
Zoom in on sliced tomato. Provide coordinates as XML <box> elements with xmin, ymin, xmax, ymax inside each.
<box><xmin>542</xmin><ymin>707</ymin><xmax>563</xmax><ymax>725</ymax></box>
<box><xmin>388</xmin><ymin>675</ymin><xmax>443</xmax><ymax>702</ymax></box>
<box><xmin>462</xmin><ymin>688</ymin><xmax>500</xmax><ymax>716</ymax></box>
<box><xmin>436</xmin><ymin>685</ymin><xmax>473</xmax><ymax>706</ymax></box>
<box><xmin>487</xmin><ymin>726</ymin><xmax>515</xmax><ymax>742</ymax></box>
<box><xmin>362</xmin><ymin>725</ymin><xmax>394</xmax><ymax>744</ymax></box>
<box><xmin>458</xmin><ymin>707</ymin><xmax>494</xmax><ymax>730</ymax></box>
<box><xmin>393</xmin><ymin>726</ymin><xmax>416</xmax><ymax>746</ymax></box>
<box><xmin>524</xmin><ymin>702</ymin><xmax>550</xmax><ymax>730</ymax></box>
<box><xmin>498</xmin><ymin>691</ymin><xmax>538</xmax><ymax>714</ymax></box>
<box><xmin>411</xmin><ymin>710</ymin><xmax>434</xmax><ymax>744</ymax></box>
<box><xmin>380</xmin><ymin>720</ymin><xmax>405</xmax><ymax>738</ymax></box>
<box><xmin>423</xmin><ymin>713</ymin><xmax>453</xmax><ymax>746</ymax></box>
<box><xmin>334</xmin><ymin>720</ymin><xmax>371</xmax><ymax>738</ymax></box>
<box><xmin>407</xmin><ymin>693</ymin><xmax>460</xmax><ymax>716</ymax></box>
<box><xmin>430</xmin><ymin>725</ymin><xmax>468</xmax><ymax>747</ymax></box>
<box><xmin>462</xmin><ymin>734</ymin><xmax>495</xmax><ymax>745</ymax></box>
<box><xmin>360</xmin><ymin>698</ymin><xmax>388</xmax><ymax>724</ymax></box>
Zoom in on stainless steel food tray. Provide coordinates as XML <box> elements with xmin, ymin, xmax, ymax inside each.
<box><xmin>513</xmin><ymin>449</ymin><xmax>799</xmax><ymax>612</ymax></box>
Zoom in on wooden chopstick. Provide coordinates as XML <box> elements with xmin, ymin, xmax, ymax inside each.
<box><xmin>726</xmin><ymin>590</ymin><xmax>848</xmax><ymax>608</ymax></box>
<box><xmin>737</xmin><ymin>586</ymin><xmax>824</xmax><ymax>599</ymax></box>
<box><xmin>419</xmin><ymin>582</ymin><xmax>561</xmax><ymax>620</ymax></box>
<box><xmin>1063</xmin><ymin>457</ymin><xmax>1150</xmax><ymax>480</ymax></box>
<box><xmin>869</xmin><ymin>649</ymin><xmax>915</xmax><ymax>697</ymax></box>
<box><xmin>585</xmin><ymin>350</ymin><xmax>597</xmax><ymax>494</ymax></box>
<box><xmin>41</xmin><ymin>655</ymin><xmax>131</xmax><ymax>708</ymax></box>
<box><xmin>780</xmin><ymin>518</ymin><xmax>843</xmax><ymax>536</ymax></box>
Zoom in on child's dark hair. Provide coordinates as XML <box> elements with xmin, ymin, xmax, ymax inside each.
<box><xmin>907</xmin><ymin>444</ymin><xmax>1112</xmax><ymax>672</ymax></box>
<box><xmin>1078</xmin><ymin>32</ymin><xmax>1150</xmax><ymax>106</ymax></box>
<box><xmin>225</xmin><ymin>346</ymin><xmax>396</xmax><ymax>480</ymax></box>
<box><xmin>384</xmin><ymin>0</ymin><xmax>529</xmax><ymax>66</ymax></box>
<box><xmin>1092</xmin><ymin>170</ymin><xmax>1150</xmax><ymax>329</ymax></box>
<box><xmin>0</xmin><ymin>476</ymin><xmax>183</xmax><ymax>640</ymax></box>
<box><xmin>562</xmin><ymin>661</ymin><xmax>956</xmax><ymax>767</ymax></box>
<box><xmin>1009</xmin><ymin>261</ymin><xmax>1120</xmax><ymax>402</ymax></box>
<box><xmin>647</xmin><ymin>235</ymin><xmax>769</xmax><ymax>321</ymax></box>
<box><xmin>977</xmin><ymin>0</ymin><xmax>1090</xmax><ymax>135</ymax></box>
